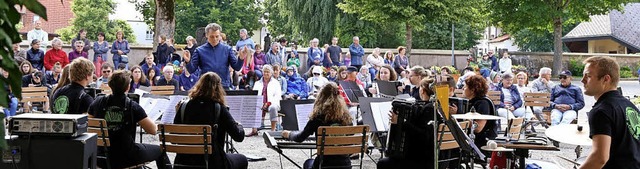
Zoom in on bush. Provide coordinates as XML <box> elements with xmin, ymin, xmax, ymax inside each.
<box><xmin>621</xmin><ymin>70</ymin><xmax>634</xmax><ymax>78</ymax></box>
<box><xmin>568</xmin><ymin>59</ymin><xmax>584</xmax><ymax>77</ymax></box>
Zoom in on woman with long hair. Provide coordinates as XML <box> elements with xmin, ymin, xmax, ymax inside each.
<box><xmin>20</xmin><ymin>61</ymin><xmax>34</xmax><ymax>75</ymax></box>
<box><xmin>368</xmin><ymin>65</ymin><xmax>398</xmax><ymax>96</ymax></box>
<box><xmin>282</xmin><ymin>82</ymin><xmax>353</xmax><ymax>169</ymax></box>
<box><xmin>173</xmin><ymin>72</ymin><xmax>247</xmax><ymax>169</ymax></box>
<box><xmin>52</xmin><ymin>64</ymin><xmax>71</xmax><ymax>95</ymax></box>
<box><xmin>146</xmin><ymin>68</ymin><xmax>159</xmax><ymax>87</ymax></box>
<box><xmin>383</xmin><ymin>50</ymin><xmax>394</xmax><ymax>65</ymax></box>
<box><xmin>129</xmin><ymin>65</ymin><xmax>150</xmax><ymax>92</ymax></box>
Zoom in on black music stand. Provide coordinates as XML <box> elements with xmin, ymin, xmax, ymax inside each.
<box><xmin>223</xmin><ymin>90</ymin><xmax>266</xmax><ymax>161</ymax></box>
<box><xmin>377</xmin><ymin>80</ymin><xmax>401</xmax><ymax>97</ymax></box>
<box><xmin>444</xmin><ymin>116</ymin><xmax>486</xmax><ymax>168</ymax></box>
<box><xmin>280</xmin><ymin>99</ymin><xmax>316</xmax><ymax>131</ymax></box>
<box><xmin>339</xmin><ymin>81</ymin><xmax>365</xmax><ymax>103</ymax></box>
<box><xmin>360</xmin><ymin>97</ymin><xmax>394</xmax><ymax>159</ymax></box>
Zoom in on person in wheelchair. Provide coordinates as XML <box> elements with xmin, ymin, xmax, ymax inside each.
<box><xmin>173</xmin><ymin>72</ymin><xmax>247</xmax><ymax>169</ymax></box>
<box><xmin>282</xmin><ymin>82</ymin><xmax>353</xmax><ymax>169</ymax></box>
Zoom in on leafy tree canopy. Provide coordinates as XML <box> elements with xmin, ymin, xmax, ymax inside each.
<box><xmin>56</xmin><ymin>0</ymin><xmax>136</xmax><ymax>43</ymax></box>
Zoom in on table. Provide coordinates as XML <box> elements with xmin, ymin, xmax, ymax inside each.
<box><xmin>497</xmin><ymin>142</ymin><xmax>559</xmax><ymax>169</ymax></box>
<box><xmin>1</xmin><ymin>133</ymin><xmax>97</xmax><ymax>169</ymax></box>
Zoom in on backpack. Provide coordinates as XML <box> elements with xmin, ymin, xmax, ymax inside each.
<box><xmin>99</xmin><ymin>95</ymin><xmax>133</xmax><ymax>131</ymax></box>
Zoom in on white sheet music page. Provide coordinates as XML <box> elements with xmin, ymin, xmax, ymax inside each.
<box><xmin>226</xmin><ymin>95</ymin><xmax>262</xmax><ymax>128</ymax></box>
<box><xmin>371</xmin><ymin>101</ymin><xmax>393</xmax><ymax>131</ymax></box>
<box><xmin>147</xmin><ymin>98</ymin><xmax>170</xmax><ymax>121</ymax></box>
<box><xmin>159</xmin><ymin>95</ymin><xmax>187</xmax><ymax>124</ymax></box>
<box><xmin>294</xmin><ymin>104</ymin><xmax>314</xmax><ymax>130</ymax></box>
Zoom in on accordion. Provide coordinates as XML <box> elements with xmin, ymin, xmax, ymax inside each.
<box><xmin>386</xmin><ymin>100</ymin><xmax>438</xmax><ymax>158</ymax></box>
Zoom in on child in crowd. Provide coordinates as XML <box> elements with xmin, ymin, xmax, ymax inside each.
<box><xmin>327</xmin><ymin>66</ymin><xmax>339</xmax><ymax>82</ymax></box>
<box><xmin>286</xmin><ymin>51</ymin><xmax>300</xmax><ymax>68</ymax></box>
<box><xmin>343</xmin><ymin>52</ymin><xmax>351</xmax><ymax>67</ymax></box>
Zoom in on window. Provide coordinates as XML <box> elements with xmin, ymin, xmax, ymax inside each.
<box><xmin>145</xmin><ymin>30</ymin><xmax>154</xmax><ymax>40</ymax></box>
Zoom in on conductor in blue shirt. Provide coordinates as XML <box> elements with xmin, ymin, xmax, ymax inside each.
<box><xmin>183</xmin><ymin>23</ymin><xmax>246</xmax><ymax>89</ymax></box>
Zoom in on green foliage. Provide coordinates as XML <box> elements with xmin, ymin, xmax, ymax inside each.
<box><xmin>568</xmin><ymin>58</ymin><xmax>585</xmax><ymax>77</ymax></box>
<box><xmin>134</xmin><ymin>0</ymin><xmax>155</xmax><ymax>30</ymax></box>
<box><xmin>620</xmin><ymin>65</ymin><xmax>633</xmax><ymax>78</ymax></box>
<box><xmin>171</xmin><ymin>0</ymin><xmax>262</xmax><ymax>44</ymax></box>
<box><xmin>1</xmin><ymin>0</ymin><xmax>47</xmax><ymax>150</ymax></box>
<box><xmin>413</xmin><ymin>21</ymin><xmax>483</xmax><ymax>50</ymax></box>
<box><xmin>56</xmin><ymin>0</ymin><xmax>136</xmax><ymax>43</ymax></box>
<box><xmin>511</xmin><ymin>21</ymin><xmax>578</xmax><ymax>52</ymax></box>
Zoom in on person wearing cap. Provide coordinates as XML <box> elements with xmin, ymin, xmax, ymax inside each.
<box><xmin>549</xmin><ymin>70</ymin><xmax>584</xmax><ymax>126</ymax></box>
<box><xmin>284</xmin><ymin>65</ymin><xmax>308</xmax><ymax>100</ymax></box>
<box><xmin>495</xmin><ymin>72</ymin><xmax>531</xmax><ymax>121</ymax></box>
<box><xmin>488</xmin><ymin>71</ymin><xmax>501</xmax><ymax>91</ymax></box>
<box><xmin>307</xmin><ymin>66</ymin><xmax>329</xmax><ymax>99</ymax></box>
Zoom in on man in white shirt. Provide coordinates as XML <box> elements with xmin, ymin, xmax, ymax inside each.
<box><xmin>27</xmin><ymin>20</ymin><xmax>49</xmax><ymax>52</ymax></box>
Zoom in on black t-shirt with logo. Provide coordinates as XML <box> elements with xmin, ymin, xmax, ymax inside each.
<box><xmin>588</xmin><ymin>90</ymin><xmax>640</xmax><ymax>169</ymax></box>
<box><xmin>88</xmin><ymin>94</ymin><xmax>147</xmax><ymax>162</ymax></box>
<box><xmin>51</xmin><ymin>82</ymin><xmax>94</xmax><ymax>114</ymax></box>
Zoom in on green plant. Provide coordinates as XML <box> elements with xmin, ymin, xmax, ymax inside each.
<box><xmin>568</xmin><ymin>59</ymin><xmax>584</xmax><ymax>77</ymax></box>
<box><xmin>620</xmin><ymin>70</ymin><xmax>633</xmax><ymax>78</ymax></box>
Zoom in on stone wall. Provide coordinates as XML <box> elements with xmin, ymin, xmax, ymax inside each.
<box><xmin>509</xmin><ymin>52</ymin><xmax>640</xmax><ymax>75</ymax></box>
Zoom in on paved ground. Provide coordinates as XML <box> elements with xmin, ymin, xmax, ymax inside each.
<box><xmin>139</xmin><ymin>80</ymin><xmax>639</xmax><ymax>169</ymax></box>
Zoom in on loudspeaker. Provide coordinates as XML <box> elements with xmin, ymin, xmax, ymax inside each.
<box><xmin>0</xmin><ymin>133</ymin><xmax>97</xmax><ymax>169</ymax></box>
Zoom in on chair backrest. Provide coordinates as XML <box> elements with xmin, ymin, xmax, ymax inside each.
<box><xmin>505</xmin><ymin>118</ymin><xmax>525</xmax><ymax>140</ymax></box>
<box><xmin>159</xmin><ymin>124</ymin><xmax>213</xmax><ymax>155</ymax></box>
<box><xmin>316</xmin><ymin>125</ymin><xmax>369</xmax><ymax>169</ymax></box>
<box><xmin>437</xmin><ymin>121</ymin><xmax>471</xmax><ymax>150</ymax></box>
<box><xmin>100</xmin><ymin>85</ymin><xmax>113</xmax><ymax>95</ymax></box>
<box><xmin>523</xmin><ymin>92</ymin><xmax>551</xmax><ymax>108</ymax></box>
<box><xmin>20</xmin><ymin>87</ymin><xmax>49</xmax><ymax>103</ymax></box>
<box><xmin>487</xmin><ymin>90</ymin><xmax>502</xmax><ymax>106</ymax></box>
<box><xmin>454</xmin><ymin>89</ymin><xmax>465</xmax><ymax>98</ymax></box>
<box><xmin>87</xmin><ymin>118</ymin><xmax>110</xmax><ymax>147</ymax></box>
<box><xmin>151</xmin><ymin>86</ymin><xmax>175</xmax><ymax>95</ymax></box>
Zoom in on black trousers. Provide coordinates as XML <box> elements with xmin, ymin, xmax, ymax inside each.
<box><xmin>174</xmin><ymin>153</ymin><xmax>248</xmax><ymax>169</ymax></box>
<box><xmin>377</xmin><ymin>157</ymin><xmax>429</xmax><ymax>169</ymax></box>
<box><xmin>105</xmin><ymin>143</ymin><xmax>172</xmax><ymax>169</ymax></box>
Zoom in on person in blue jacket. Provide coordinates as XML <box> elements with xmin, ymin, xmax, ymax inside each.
<box><xmin>178</xmin><ymin>67</ymin><xmax>198</xmax><ymax>91</ymax></box>
<box><xmin>182</xmin><ymin>23</ymin><xmax>245</xmax><ymax>89</ymax></box>
<box><xmin>495</xmin><ymin>73</ymin><xmax>532</xmax><ymax>121</ymax></box>
<box><xmin>349</xmin><ymin>36</ymin><xmax>365</xmax><ymax>70</ymax></box>
<box><xmin>284</xmin><ymin>66</ymin><xmax>309</xmax><ymax>100</ymax></box>
<box><xmin>549</xmin><ymin>70</ymin><xmax>585</xmax><ymax>126</ymax></box>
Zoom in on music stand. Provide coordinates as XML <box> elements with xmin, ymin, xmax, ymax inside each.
<box><xmin>223</xmin><ymin>90</ymin><xmax>263</xmax><ymax>161</ymax></box>
<box><xmin>280</xmin><ymin>99</ymin><xmax>315</xmax><ymax>130</ymax></box>
<box><xmin>360</xmin><ymin>97</ymin><xmax>394</xmax><ymax>132</ymax></box>
<box><xmin>226</xmin><ymin>90</ymin><xmax>259</xmax><ymax>96</ymax></box>
<box><xmin>339</xmin><ymin>81</ymin><xmax>365</xmax><ymax>103</ymax></box>
<box><xmin>444</xmin><ymin>116</ymin><xmax>486</xmax><ymax>167</ymax></box>
<box><xmin>377</xmin><ymin>80</ymin><xmax>401</xmax><ymax>97</ymax></box>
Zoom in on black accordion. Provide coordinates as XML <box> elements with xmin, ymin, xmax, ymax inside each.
<box><xmin>386</xmin><ymin>100</ymin><xmax>439</xmax><ymax>158</ymax></box>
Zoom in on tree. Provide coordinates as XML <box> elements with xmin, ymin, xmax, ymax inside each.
<box><xmin>154</xmin><ymin>0</ymin><xmax>175</xmax><ymax>48</ymax></box>
<box><xmin>56</xmin><ymin>0</ymin><xmax>136</xmax><ymax>43</ymax></box>
<box><xmin>510</xmin><ymin>22</ymin><xmax>578</xmax><ymax>52</ymax></box>
<box><xmin>413</xmin><ymin>21</ymin><xmax>484</xmax><ymax>50</ymax></box>
<box><xmin>0</xmin><ymin>0</ymin><xmax>48</xmax><ymax>150</ymax></box>
<box><xmin>337</xmin><ymin>0</ymin><xmax>479</xmax><ymax>57</ymax></box>
<box><xmin>489</xmin><ymin>0</ymin><xmax>632</xmax><ymax>75</ymax></box>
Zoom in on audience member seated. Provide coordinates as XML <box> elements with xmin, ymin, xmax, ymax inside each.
<box><xmin>88</xmin><ymin>70</ymin><xmax>172</xmax><ymax>169</ymax></box>
<box><xmin>307</xmin><ymin>66</ymin><xmax>329</xmax><ymax>99</ymax></box>
<box><xmin>528</xmin><ymin>67</ymin><xmax>554</xmax><ymax>124</ymax></box>
<box><xmin>550</xmin><ymin>70</ymin><xmax>584</xmax><ymax>126</ymax></box>
<box><xmin>282</xmin><ymin>83</ymin><xmax>353</xmax><ymax>169</ymax></box>
<box><xmin>400</xmin><ymin>66</ymin><xmax>430</xmax><ymax>100</ymax></box>
<box><xmin>46</xmin><ymin>62</ymin><xmax>63</xmax><ymax>86</ymax></box>
<box><xmin>96</xmin><ymin>63</ymin><xmax>114</xmax><ymax>88</ymax></box>
<box><xmin>1</xmin><ymin>68</ymin><xmax>18</xmax><ymax>117</ymax></box>
<box><xmin>172</xmin><ymin>72</ymin><xmax>247</xmax><ymax>169</ymax></box>
<box><xmin>20</xmin><ymin>61</ymin><xmax>35</xmax><ymax>76</ymax></box>
<box><xmin>156</xmin><ymin>66</ymin><xmax>179</xmax><ymax>91</ymax></box>
<box><xmin>455</xmin><ymin>71</ymin><xmax>476</xmax><ymax>89</ymax></box>
<box><xmin>22</xmin><ymin>71</ymin><xmax>46</xmax><ymax>88</ymax></box>
<box><xmin>248</xmin><ymin>65</ymin><xmax>282</xmax><ymax>136</ymax></box>
<box><xmin>337</xmin><ymin>66</ymin><xmax>348</xmax><ymax>81</ymax></box>
<box><xmin>129</xmin><ymin>65</ymin><xmax>150</xmax><ymax>92</ymax></box>
<box><xmin>253</xmin><ymin>45</ymin><xmax>267</xmax><ymax>78</ymax></box>
<box><xmin>284</xmin><ymin>66</ymin><xmax>308</xmax><ymax>100</ymax></box>
<box><xmin>51</xmin><ymin>58</ymin><xmax>95</xmax><ymax>114</ymax></box>
<box><xmin>141</xmin><ymin>53</ymin><xmax>161</xmax><ymax>79</ymax></box>
<box><xmin>495</xmin><ymin>73</ymin><xmax>532</xmax><ymax>120</ymax></box>
<box><xmin>488</xmin><ymin>71</ymin><xmax>501</xmax><ymax>91</ymax></box>
<box><xmin>147</xmin><ymin>67</ymin><xmax>159</xmax><ymax>87</ymax></box>
<box><xmin>178</xmin><ymin>66</ymin><xmax>198</xmax><ymax>91</ymax></box>
<box><xmin>272</xmin><ymin>65</ymin><xmax>287</xmax><ymax>97</ymax></box>
<box><xmin>368</xmin><ymin>65</ymin><xmax>397</xmax><ymax>97</ymax></box>
<box><xmin>356</xmin><ymin>66</ymin><xmax>372</xmax><ymax>87</ymax></box>
<box><xmin>515</xmin><ymin>72</ymin><xmax>533</xmax><ymax>114</ymax></box>
<box><xmin>327</xmin><ymin>66</ymin><xmax>339</xmax><ymax>82</ymax></box>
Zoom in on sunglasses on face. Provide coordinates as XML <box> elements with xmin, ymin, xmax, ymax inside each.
<box><xmin>559</xmin><ymin>76</ymin><xmax>568</xmax><ymax>79</ymax></box>
<box><xmin>103</xmin><ymin>70</ymin><xmax>111</xmax><ymax>73</ymax></box>
<box><xmin>76</xmin><ymin>46</ymin><xmax>83</xmax><ymax>48</ymax></box>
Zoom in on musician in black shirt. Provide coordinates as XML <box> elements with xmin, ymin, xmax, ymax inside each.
<box><xmin>464</xmin><ymin>75</ymin><xmax>497</xmax><ymax>148</ymax></box>
<box><xmin>580</xmin><ymin>56</ymin><xmax>640</xmax><ymax>169</ymax></box>
<box><xmin>51</xmin><ymin>58</ymin><xmax>94</xmax><ymax>114</ymax></box>
<box><xmin>282</xmin><ymin>82</ymin><xmax>353</xmax><ymax>169</ymax></box>
<box><xmin>378</xmin><ymin>78</ymin><xmax>436</xmax><ymax>168</ymax></box>
<box><xmin>88</xmin><ymin>70</ymin><xmax>172</xmax><ymax>168</ymax></box>
<box><xmin>173</xmin><ymin>72</ymin><xmax>247</xmax><ymax>169</ymax></box>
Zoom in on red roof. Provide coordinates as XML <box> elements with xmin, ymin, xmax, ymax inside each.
<box><xmin>18</xmin><ymin>0</ymin><xmax>74</xmax><ymax>35</ymax></box>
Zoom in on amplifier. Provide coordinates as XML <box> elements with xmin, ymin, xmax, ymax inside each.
<box><xmin>9</xmin><ymin>113</ymin><xmax>88</xmax><ymax>137</ymax></box>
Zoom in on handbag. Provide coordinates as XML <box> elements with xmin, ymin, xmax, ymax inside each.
<box><xmin>120</xmin><ymin>55</ymin><xmax>129</xmax><ymax>63</ymax></box>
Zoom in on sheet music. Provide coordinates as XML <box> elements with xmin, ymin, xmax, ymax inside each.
<box><xmin>159</xmin><ymin>95</ymin><xmax>187</xmax><ymax>124</ymax></box>
<box><xmin>371</xmin><ymin>101</ymin><xmax>393</xmax><ymax>131</ymax></box>
<box><xmin>226</xmin><ymin>95</ymin><xmax>262</xmax><ymax>128</ymax></box>
<box><xmin>146</xmin><ymin>98</ymin><xmax>170</xmax><ymax>121</ymax></box>
<box><xmin>134</xmin><ymin>89</ymin><xmax>149</xmax><ymax>96</ymax></box>
<box><xmin>294</xmin><ymin>104</ymin><xmax>314</xmax><ymax>130</ymax></box>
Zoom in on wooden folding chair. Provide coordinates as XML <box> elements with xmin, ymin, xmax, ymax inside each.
<box><xmin>437</xmin><ymin>121</ymin><xmax>471</xmax><ymax>166</ymax></box>
<box><xmin>159</xmin><ymin>124</ymin><xmax>213</xmax><ymax>169</ymax></box>
<box><xmin>151</xmin><ymin>86</ymin><xmax>175</xmax><ymax>95</ymax></box>
<box><xmin>504</xmin><ymin>118</ymin><xmax>525</xmax><ymax>140</ymax></box>
<box><xmin>88</xmin><ymin>118</ymin><xmax>148</xmax><ymax>169</ymax></box>
<box><xmin>20</xmin><ymin>87</ymin><xmax>49</xmax><ymax>113</ymax></box>
<box><xmin>100</xmin><ymin>85</ymin><xmax>113</xmax><ymax>95</ymax></box>
<box><xmin>523</xmin><ymin>92</ymin><xmax>551</xmax><ymax>129</ymax></box>
<box><xmin>486</xmin><ymin>91</ymin><xmax>502</xmax><ymax>107</ymax></box>
<box><xmin>316</xmin><ymin>125</ymin><xmax>370</xmax><ymax>169</ymax></box>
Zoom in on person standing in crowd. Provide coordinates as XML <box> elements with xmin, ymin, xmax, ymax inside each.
<box><xmin>183</xmin><ymin>23</ymin><xmax>246</xmax><ymax>89</ymax></box>
<box><xmin>68</xmin><ymin>41</ymin><xmax>88</xmax><ymax>61</ymax></box>
<box><xmin>284</xmin><ymin>65</ymin><xmax>308</xmax><ymax>100</ymax></box>
<box><xmin>495</xmin><ymin>73</ymin><xmax>532</xmax><ymax>120</ymax></box>
<box><xmin>179</xmin><ymin>66</ymin><xmax>197</xmax><ymax>91</ymax></box>
<box><xmin>528</xmin><ymin>67</ymin><xmax>553</xmax><ymax>127</ymax></box>
<box><xmin>96</xmin><ymin>63</ymin><xmax>114</xmax><ymax>88</ymax></box>
<box><xmin>142</xmin><ymin>53</ymin><xmax>161</xmax><ymax>79</ymax></box>
<box><xmin>282</xmin><ymin>82</ymin><xmax>353</xmax><ymax>169</ymax></box>
<box><xmin>367</xmin><ymin>48</ymin><xmax>385</xmax><ymax>81</ymax></box>
<box><xmin>400</xmin><ymin>66</ymin><xmax>430</xmax><ymax>100</ymax></box>
<box><xmin>111</xmin><ymin>31</ymin><xmax>130</xmax><ymax>69</ymax></box>
<box><xmin>265</xmin><ymin>42</ymin><xmax>283</xmax><ymax>66</ymax></box>
<box><xmin>88</xmin><ymin>70</ymin><xmax>172</xmax><ymax>169</ymax></box>
<box><xmin>51</xmin><ymin>58</ymin><xmax>94</xmax><ymax>114</ymax></box>
<box><xmin>46</xmin><ymin>63</ymin><xmax>63</xmax><ymax>86</ymax></box>
<box><xmin>368</xmin><ymin>65</ymin><xmax>398</xmax><ymax>96</ymax></box>
<box><xmin>155</xmin><ymin>35</ymin><xmax>173</xmax><ymax>68</ymax></box>
<box><xmin>307</xmin><ymin>38</ymin><xmax>324</xmax><ymax>68</ymax></box>
<box><xmin>383</xmin><ymin>50</ymin><xmax>394</xmax><ymax>65</ymax></box>
<box><xmin>93</xmin><ymin>32</ymin><xmax>109</xmax><ymax>77</ymax></box>
<box><xmin>579</xmin><ymin>56</ymin><xmax>640</xmax><ymax>169</ymax></box>
<box><xmin>549</xmin><ymin>70</ymin><xmax>584</xmax><ymax>126</ymax></box>
<box><xmin>13</xmin><ymin>43</ymin><xmax>26</xmax><ymax>64</ymax></box>
<box><xmin>248</xmin><ymin>65</ymin><xmax>282</xmax><ymax>136</ymax></box>
<box><xmin>349</xmin><ymin>36</ymin><xmax>365</xmax><ymax>70</ymax></box>
<box><xmin>156</xmin><ymin>66</ymin><xmax>179</xmax><ymax>91</ymax></box>
<box><xmin>173</xmin><ymin>72</ymin><xmax>247</xmax><ymax>169</ymax></box>
<box><xmin>129</xmin><ymin>65</ymin><xmax>150</xmax><ymax>92</ymax></box>
<box><xmin>277</xmin><ymin>38</ymin><xmax>288</xmax><ymax>66</ymax></box>
<box><xmin>184</xmin><ymin>36</ymin><xmax>198</xmax><ymax>55</ymax></box>
<box><xmin>393</xmin><ymin>46</ymin><xmax>409</xmax><ymax>76</ymax></box>
<box><xmin>499</xmin><ymin>52</ymin><xmax>512</xmax><ymax>74</ymax></box>
<box><xmin>26</xmin><ymin>39</ymin><xmax>45</xmax><ymax>71</ymax></box>
<box><xmin>463</xmin><ymin>75</ymin><xmax>498</xmax><ymax>149</ymax></box>
<box><xmin>44</xmin><ymin>38</ymin><xmax>69</xmax><ymax>71</ymax></box>
<box><xmin>71</xmin><ymin>29</ymin><xmax>91</xmax><ymax>53</ymax></box>
<box><xmin>488</xmin><ymin>50</ymin><xmax>499</xmax><ymax>72</ymax></box>
<box><xmin>27</xmin><ymin>20</ymin><xmax>48</xmax><ymax>52</ymax></box>
<box><xmin>479</xmin><ymin>55</ymin><xmax>492</xmax><ymax>78</ymax></box>
<box><xmin>322</xmin><ymin>44</ymin><xmax>331</xmax><ymax>68</ymax></box>
<box><xmin>253</xmin><ymin>45</ymin><xmax>267</xmax><ymax>78</ymax></box>
<box><xmin>235</xmin><ymin>29</ymin><xmax>255</xmax><ymax>51</ymax></box>
<box><xmin>307</xmin><ymin>66</ymin><xmax>329</xmax><ymax>99</ymax></box>
<box><xmin>327</xmin><ymin>37</ymin><xmax>342</xmax><ymax>67</ymax></box>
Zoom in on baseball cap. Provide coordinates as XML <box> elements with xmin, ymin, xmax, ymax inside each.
<box><xmin>346</xmin><ymin>66</ymin><xmax>358</xmax><ymax>73</ymax></box>
<box><xmin>559</xmin><ymin>70</ymin><xmax>572</xmax><ymax>76</ymax></box>
<box><xmin>312</xmin><ymin>66</ymin><xmax>323</xmax><ymax>74</ymax></box>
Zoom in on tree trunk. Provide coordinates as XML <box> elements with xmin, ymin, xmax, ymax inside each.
<box><xmin>405</xmin><ymin>23</ymin><xmax>413</xmax><ymax>59</ymax></box>
<box><xmin>154</xmin><ymin>0</ymin><xmax>175</xmax><ymax>51</ymax></box>
<box><xmin>552</xmin><ymin>16</ymin><xmax>563</xmax><ymax>76</ymax></box>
